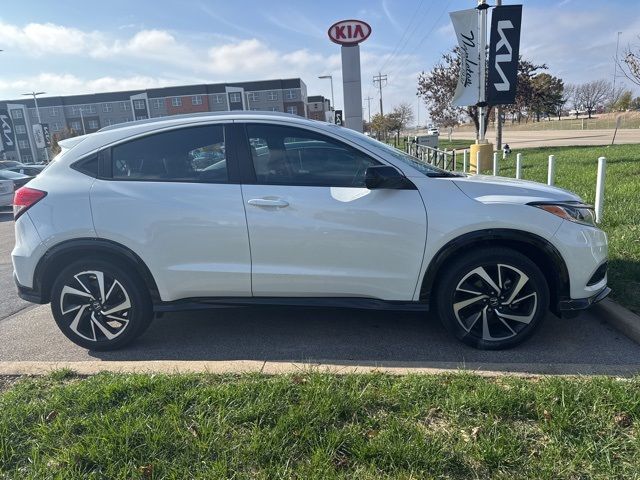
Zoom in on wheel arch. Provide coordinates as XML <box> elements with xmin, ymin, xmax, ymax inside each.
<box><xmin>34</xmin><ymin>238</ymin><xmax>160</xmax><ymax>304</ymax></box>
<box><xmin>420</xmin><ymin>229</ymin><xmax>570</xmax><ymax>314</ymax></box>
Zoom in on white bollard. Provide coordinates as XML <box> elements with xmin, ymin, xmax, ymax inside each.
<box><xmin>463</xmin><ymin>149</ymin><xmax>468</xmax><ymax>173</ymax></box>
<box><xmin>493</xmin><ymin>152</ymin><xmax>499</xmax><ymax>176</ymax></box>
<box><xmin>547</xmin><ymin>155</ymin><xmax>555</xmax><ymax>185</ymax></box>
<box><xmin>595</xmin><ymin>156</ymin><xmax>606</xmax><ymax>223</ymax></box>
<box><xmin>516</xmin><ymin>153</ymin><xmax>522</xmax><ymax>179</ymax></box>
<box><xmin>476</xmin><ymin>150</ymin><xmax>481</xmax><ymax>175</ymax></box>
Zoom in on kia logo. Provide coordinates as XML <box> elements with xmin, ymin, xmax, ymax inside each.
<box><xmin>328</xmin><ymin>19</ymin><xmax>372</xmax><ymax>46</ymax></box>
<box><xmin>493</xmin><ymin>20</ymin><xmax>514</xmax><ymax>92</ymax></box>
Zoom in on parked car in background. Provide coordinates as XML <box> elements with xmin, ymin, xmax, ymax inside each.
<box><xmin>0</xmin><ymin>160</ymin><xmax>24</xmax><ymax>169</ymax></box>
<box><xmin>0</xmin><ymin>170</ymin><xmax>32</xmax><ymax>190</ymax></box>
<box><xmin>427</xmin><ymin>127</ymin><xmax>439</xmax><ymax>136</ymax></box>
<box><xmin>12</xmin><ymin>112</ymin><xmax>609</xmax><ymax>351</ymax></box>
<box><xmin>6</xmin><ymin>165</ymin><xmax>46</xmax><ymax>177</ymax></box>
<box><xmin>0</xmin><ymin>179</ymin><xmax>14</xmax><ymax>207</ymax></box>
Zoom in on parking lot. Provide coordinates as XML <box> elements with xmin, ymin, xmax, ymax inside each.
<box><xmin>2</xmin><ymin>207</ymin><xmax>640</xmax><ymax>375</ymax></box>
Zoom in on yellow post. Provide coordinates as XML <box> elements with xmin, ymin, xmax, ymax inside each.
<box><xmin>469</xmin><ymin>142</ymin><xmax>494</xmax><ymax>174</ymax></box>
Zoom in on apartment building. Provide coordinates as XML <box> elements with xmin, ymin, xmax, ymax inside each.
<box><xmin>0</xmin><ymin>78</ymin><xmax>308</xmax><ymax>163</ymax></box>
<box><xmin>306</xmin><ymin>95</ymin><xmax>332</xmax><ymax>122</ymax></box>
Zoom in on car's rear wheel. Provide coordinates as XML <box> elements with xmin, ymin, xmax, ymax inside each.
<box><xmin>50</xmin><ymin>259</ymin><xmax>153</xmax><ymax>350</ymax></box>
<box><xmin>435</xmin><ymin>248</ymin><xmax>549</xmax><ymax>350</ymax></box>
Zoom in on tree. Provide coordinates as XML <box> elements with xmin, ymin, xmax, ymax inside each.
<box><xmin>613</xmin><ymin>90</ymin><xmax>633</xmax><ymax>111</ymax></box>
<box><xmin>557</xmin><ymin>83</ymin><xmax>575</xmax><ymax>119</ymax></box>
<box><xmin>504</xmin><ymin>58</ymin><xmax>548</xmax><ymax>123</ymax></box>
<box><xmin>529</xmin><ymin>73</ymin><xmax>564</xmax><ymax>121</ymax></box>
<box><xmin>49</xmin><ymin>127</ymin><xmax>79</xmax><ymax>158</ymax></box>
<box><xmin>575</xmin><ymin>80</ymin><xmax>611</xmax><ymax>118</ymax></box>
<box><xmin>369</xmin><ymin>113</ymin><xmax>388</xmax><ymax>140</ymax></box>
<box><xmin>630</xmin><ymin>96</ymin><xmax>640</xmax><ymax>111</ymax></box>
<box><xmin>387</xmin><ymin>103</ymin><xmax>414</xmax><ymax>141</ymax></box>
<box><xmin>620</xmin><ymin>36</ymin><xmax>640</xmax><ymax>87</ymax></box>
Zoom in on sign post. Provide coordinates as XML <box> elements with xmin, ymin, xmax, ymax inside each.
<box><xmin>328</xmin><ymin>19</ymin><xmax>371</xmax><ymax>133</ymax></box>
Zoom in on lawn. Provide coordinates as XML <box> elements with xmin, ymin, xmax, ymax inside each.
<box><xmin>443</xmin><ymin>142</ymin><xmax>640</xmax><ymax>314</ymax></box>
<box><xmin>2</xmin><ymin>371</ymin><xmax>640</xmax><ymax>479</ymax></box>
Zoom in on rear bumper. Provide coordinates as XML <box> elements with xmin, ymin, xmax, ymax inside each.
<box><xmin>14</xmin><ymin>273</ymin><xmax>46</xmax><ymax>304</ymax></box>
<box><xmin>558</xmin><ymin>286</ymin><xmax>611</xmax><ymax>312</ymax></box>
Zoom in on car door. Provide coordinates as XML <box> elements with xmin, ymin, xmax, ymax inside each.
<box><xmin>238</xmin><ymin>122</ymin><xmax>427</xmax><ymax>301</ymax></box>
<box><xmin>91</xmin><ymin>123</ymin><xmax>251</xmax><ymax>301</ymax></box>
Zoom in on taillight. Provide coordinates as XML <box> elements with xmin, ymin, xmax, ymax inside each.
<box><xmin>13</xmin><ymin>187</ymin><xmax>47</xmax><ymax>220</ymax></box>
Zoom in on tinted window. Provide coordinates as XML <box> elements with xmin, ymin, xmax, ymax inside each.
<box><xmin>111</xmin><ymin>125</ymin><xmax>227</xmax><ymax>182</ymax></box>
<box><xmin>73</xmin><ymin>155</ymin><xmax>99</xmax><ymax>177</ymax></box>
<box><xmin>246</xmin><ymin>124</ymin><xmax>377</xmax><ymax>187</ymax></box>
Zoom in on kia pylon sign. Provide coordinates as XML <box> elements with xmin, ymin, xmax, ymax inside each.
<box><xmin>487</xmin><ymin>5</ymin><xmax>523</xmax><ymax>105</ymax></box>
<box><xmin>328</xmin><ymin>19</ymin><xmax>371</xmax><ymax>133</ymax></box>
<box><xmin>328</xmin><ymin>20</ymin><xmax>372</xmax><ymax>46</ymax></box>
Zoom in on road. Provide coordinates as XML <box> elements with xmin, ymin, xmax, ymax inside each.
<box><xmin>447</xmin><ymin>128</ymin><xmax>640</xmax><ymax>148</ymax></box>
<box><xmin>0</xmin><ymin>208</ymin><xmax>30</xmax><ymax>320</ymax></box>
<box><xmin>1</xmin><ymin>212</ymin><xmax>639</xmax><ymax>375</ymax></box>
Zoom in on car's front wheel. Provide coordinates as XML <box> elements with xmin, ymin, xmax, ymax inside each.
<box><xmin>435</xmin><ymin>248</ymin><xmax>549</xmax><ymax>350</ymax></box>
<box><xmin>50</xmin><ymin>259</ymin><xmax>153</xmax><ymax>350</ymax></box>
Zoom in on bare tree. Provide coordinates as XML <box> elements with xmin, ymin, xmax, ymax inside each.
<box><xmin>575</xmin><ymin>80</ymin><xmax>611</xmax><ymax>118</ymax></box>
<box><xmin>620</xmin><ymin>36</ymin><xmax>640</xmax><ymax>87</ymax></box>
<box><xmin>386</xmin><ymin>103</ymin><xmax>415</xmax><ymax>143</ymax></box>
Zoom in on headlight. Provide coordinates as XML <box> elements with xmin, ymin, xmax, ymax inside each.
<box><xmin>531</xmin><ymin>202</ymin><xmax>596</xmax><ymax>226</ymax></box>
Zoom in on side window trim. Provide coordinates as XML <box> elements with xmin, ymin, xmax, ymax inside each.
<box><xmin>236</xmin><ymin>122</ymin><xmax>380</xmax><ymax>187</ymax></box>
<box><xmin>101</xmin><ymin>123</ymin><xmax>238</xmax><ymax>184</ymax></box>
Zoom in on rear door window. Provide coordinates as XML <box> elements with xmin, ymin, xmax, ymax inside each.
<box><xmin>111</xmin><ymin>124</ymin><xmax>228</xmax><ymax>182</ymax></box>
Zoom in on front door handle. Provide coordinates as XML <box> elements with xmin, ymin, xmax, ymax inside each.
<box><xmin>247</xmin><ymin>198</ymin><xmax>289</xmax><ymax>208</ymax></box>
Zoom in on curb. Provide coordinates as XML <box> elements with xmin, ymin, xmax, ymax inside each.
<box><xmin>594</xmin><ymin>298</ymin><xmax>640</xmax><ymax>345</ymax></box>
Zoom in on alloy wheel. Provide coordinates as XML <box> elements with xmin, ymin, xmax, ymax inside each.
<box><xmin>59</xmin><ymin>270</ymin><xmax>132</xmax><ymax>342</ymax></box>
<box><xmin>452</xmin><ymin>263</ymin><xmax>538</xmax><ymax>342</ymax></box>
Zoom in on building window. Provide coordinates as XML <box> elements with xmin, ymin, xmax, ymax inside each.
<box><xmin>71</xmin><ymin>106</ymin><xmax>80</xmax><ymax>115</ymax></box>
<box><xmin>133</xmin><ymin>99</ymin><xmax>146</xmax><ymax>110</ymax></box>
<box><xmin>285</xmin><ymin>90</ymin><xmax>295</xmax><ymax>100</ymax></box>
<box><xmin>121</xmin><ymin>102</ymin><xmax>130</xmax><ymax>111</ymax></box>
<box><xmin>15</xmin><ymin>125</ymin><xmax>27</xmax><ymax>134</ymax></box>
<box><xmin>214</xmin><ymin>94</ymin><xmax>224</xmax><ymax>104</ymax></box>
<box><xmin>88</xmin><ymin>120</ymin><xmax>99</xmax><ymax>129</ymax></box>
<box><xmin>247</xmin><ymin>92</ymin><xmax>259</xmax><ymax>102</ymax></box>
<box><xmin>50</xmin><ymin>107</ymin><xmax>58</xmax><ymax>116</ymax></box>
<box><xmin>71</xmin><ymin>121</ymin><xmax>82</xmax><ymax>131</ymax></box>
<box><xmin>191</xmin><ymin>95</ymin><xmax>203</xmax><ymax>105</ymax></box>
<box><xmin>18</xmin><ymin>139</ymin><xmax>29</xmax><ymax>149</ymax></box>
<box><xmin>270</xmin><ymin>107</ymin><xmax>279</xmax><ymax>112</ymax></box>
<box><xmin>103</xmin><ymin>103</ymin><xmax>113</xmax><ymax>113</ymax></box>
<box><xmin>86</xmin><ymin>105</ymin><xmax>97</xmax><ymax>114</ymax></box>
<box><xmin>22</xmin><ymin>154</ymin><xmax>33</xmax><ymax>163</ymax></box>
<box><xmin>228</xmin><ymin>92</ymin><xmax>241</xmax><ymax>103</ymax></box>
<box><xmin>171</xmin><ymin>97</ymin><xmax>182</xmax><ymax>107</ymax></box>
<box><xmin>286</xmin><ymin>106</ymin><xmax>298</xmax><ymax>115</ymax></box>
<box><xmin>104</xmin><ymin>119</ymin><xmax>113</xmax><ymax>126</ymax></box>
<box><xmin>11</xmin><ymin>109</ymin><xmax>23</xmax><ymax>119</ymax></box>
<box><xmin>137</xmin><ymin>115</ymin><xmax>148</xmax><ymax>120</ymax></box>
<box><xmin>151</xmin><ymin>98</ymin><xmax>163</xmax><ymax>109</ymax></box>
<box><xmin>51</xmin><ymin>123</ymin><xmax>61</xmax><ymax>131</ymax></box>
<box><xmin>267</xmin><ymin>91</ymin><xmax>278</xmax><ymax>101</ymax></box>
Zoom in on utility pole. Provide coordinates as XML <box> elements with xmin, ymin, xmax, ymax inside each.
<box><xmin>477</xmin><ymin>0</ymin><xmax>488</xmax><ymax>143</ymax></box>
<box><xmin>494</xmin><ymin>0</ymin><xmax>503</xmax><ymax>151</ymax></box>
<box><xmin>373</xmin><ymin>72</ymin><xmax>387</xmax><ymax>117</ymax></box>
<box><xmin>364</xmin><ymin>96</ymin><xmax>373</xmax><ymax>123</ymax></box>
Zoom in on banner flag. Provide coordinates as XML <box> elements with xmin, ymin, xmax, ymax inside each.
<box><xmin>0</xmin><ymin>109</ymin><xmax>16</xmax><ymax>152</ymax></box>
<box><xmin>450</xmin><ymin>8</ymin><xmax>480</xmax><ymax>107</ymax></box>
<box><xmin>487</xmin><ymin>5</ymin><xmax>523</xmax><ymax>105</ymax></box>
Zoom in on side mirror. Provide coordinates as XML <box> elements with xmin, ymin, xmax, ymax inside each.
<box><xmin>365</xmin><ymin>165</ymin><xmax>415</xmax><ymax>190</ymax></box>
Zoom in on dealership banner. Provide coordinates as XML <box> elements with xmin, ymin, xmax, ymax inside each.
<box><xmin>487</xmin><ymin>5</ymin><xmax>523</xmax><ymax>105</ymax></box>
<box><xmin>32</xmin><ymin>123</ymin><xmax>46</xmax><ymax>149</ymax></box>
<box><xmin>0</xmin><ymin>109</ymin><xmax>15</xmax><ymax>152</ymax></box>
<box><xmin>450</xmin><ymin>8</ymin><xmax>480</xmax><ymax>107</ymax></box>
<box><xmin>41</xmin><ymin>124</ymin><xmax>52</xmax><ymax>147</ymax></box>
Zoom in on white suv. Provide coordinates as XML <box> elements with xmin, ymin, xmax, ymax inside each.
<box><xmin>12</xmin><ymin>112</ymin><xmax>609</xmax><ymax>350</ymax></box>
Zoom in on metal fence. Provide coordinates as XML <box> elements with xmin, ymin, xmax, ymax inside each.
<box><xmin>405</xmin><ymin>143</ymin><xmax>457</xmax><ymax>171</ymax></box>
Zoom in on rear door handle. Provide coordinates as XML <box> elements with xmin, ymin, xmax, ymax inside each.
<box><xmin>247</xmin><ymin>198</ymin><xmax>289</xmax><ymax>208</ymax></box>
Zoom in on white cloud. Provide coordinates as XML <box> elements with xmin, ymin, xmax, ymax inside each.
<box><xmin>0</xmin><ymin>21</ymin><xmax>103</xmax><ymax>56</ymax></box>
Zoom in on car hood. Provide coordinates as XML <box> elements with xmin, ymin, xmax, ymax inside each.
<box><xmin>452</xmin><ymin>175</ymin><xmax>581</xmax><ymax>204</ymax></box>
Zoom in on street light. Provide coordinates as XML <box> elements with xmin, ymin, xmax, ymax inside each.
<box><xmin>318</xmin><ymin>75</ymin><xmax>335</xmax><ymax>112</ymax></box>
<box><xmin>21</xmin><ymin>91</ymin><xmax>49</xmax><ymax>163</ymax></box>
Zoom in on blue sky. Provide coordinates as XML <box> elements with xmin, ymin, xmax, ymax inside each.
<box><xmin>1</xmin><ymin>0</ymin><xmax>638</xmax><ymax>121</ymax></box>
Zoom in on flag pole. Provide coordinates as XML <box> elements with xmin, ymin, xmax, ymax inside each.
<box><xmin>477</xmin><ymin>0</ymin><xmax>489</xmax><ymax>143</ymax></box>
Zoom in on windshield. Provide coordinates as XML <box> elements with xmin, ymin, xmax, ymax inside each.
<box><xmin>334</xmin><ymin>126</ymin><xmax>461</xmax><ymax>177</ymax></box>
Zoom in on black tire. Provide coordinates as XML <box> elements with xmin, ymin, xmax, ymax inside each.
<box><xmin>50</xmin><ymin>259</ymin><xmax>153</xmax><ymax>351</ymax></box>
<box><xmin>435</xmin><ymin>247</ymin><xmax>549</xmax><ymax>350</ymax></box>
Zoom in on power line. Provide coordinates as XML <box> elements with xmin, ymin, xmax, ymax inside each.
<box><xmin>377</xmin><ymin>0</ymin><xmax>427</xmax><ymax>74</ymax></box>
<box><xmin>364</xmin><ymin>96</ymin><xmax>373</xmax><ymax>123</ymax></box>
<box><xmin>373</xmin><ymin>73</ymin><xmax>388</xmax><ymax>116</ymax></box>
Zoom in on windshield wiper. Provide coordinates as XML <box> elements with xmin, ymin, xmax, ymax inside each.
<box><xmin>425</xmin><ymin>171</ymin><xmax>463</xmax><ymax>178</ymax></box>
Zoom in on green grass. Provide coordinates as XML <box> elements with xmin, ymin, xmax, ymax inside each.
<box><xmin>442</xmin><ymin>142</ymin><xmax>640</xmax><ymax>313</ymax></box>
<box><xmin>453</xmin><ymin>112</ymin><xmax>640</xmax><ymax>132</ymax></box>
<box><xmin>2</xmin><ymin>372</ymin><xmax>640</xmax><ymax>479</ymax></box>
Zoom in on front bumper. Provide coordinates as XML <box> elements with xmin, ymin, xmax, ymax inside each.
<box><xmin>558</xmin><ymin>286</ymin><xmax>611</xmax><ymax>312</ymax></box>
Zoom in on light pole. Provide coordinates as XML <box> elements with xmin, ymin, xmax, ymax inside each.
<box><xmin>79</xmin><ymin>107</ymin><xmax>87</xmax><ymax>135</ymax></box>
<box><xmin>318</xmin><ymin>75</ymin><xmax>335</xmax><ymax>112</ymax></box>
<box><xmin>21</xmin><ymin>91</ymin><xmax>49</xmax><ymax>163</ymax></box>
<box><xmin>613</xmin><ymin>31</ymin><xmax>622</xmax><ymax>98</ymax></box>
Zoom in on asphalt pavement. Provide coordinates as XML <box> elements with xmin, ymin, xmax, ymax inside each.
<box><xmin>1</xmin><ymin>211</ymin><xmax>639</xmax><ymax>375</ymax></box>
